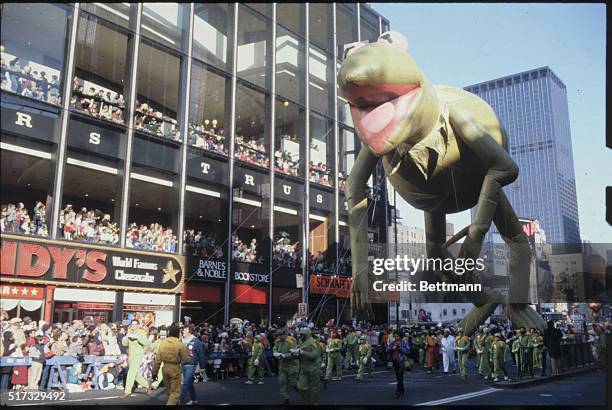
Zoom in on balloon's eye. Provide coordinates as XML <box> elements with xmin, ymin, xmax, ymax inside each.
<box><xmin>343</xmin><ymin>42</ymin><xmax>365</xmax><ymax>60</ymax></box>
<box><xmin>378</xmin><ymin>31</ymin><xmax>409</xmax><ymax>51</ymax></box>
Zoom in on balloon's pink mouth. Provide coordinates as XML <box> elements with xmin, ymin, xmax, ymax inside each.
<box><xmin>345</xmin><ymin>83</ymin><xmax>421</xmax><ymax>154</ymax></box>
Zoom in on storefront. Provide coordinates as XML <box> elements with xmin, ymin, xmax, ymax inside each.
<box><xmin>181</xmin><ymin>256</ymin><xmax>227</xmax><ymax>324</ymax></box>
<box><xmin>229</xmin><ymin>261</ymin><xmax>270</xmax><ymax>324</ymax></box>
<box><xmin>0</xmin><ymin>234</ymin><xmax>184</xmax><ymax>326</ymax></box>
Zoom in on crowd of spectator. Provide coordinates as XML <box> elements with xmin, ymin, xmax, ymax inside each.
<box><xmin>231</xmin><ymin>234</ymin><xmax>261</xmax><ymax>263</ymax></box>
<box><xmin>183</xmin><ymin>230</ymin><xmax>224</xmax><ymax>258</ymax></box>
<box><xmin>1</xmin><ymin>52</ymin><xmax>61</xmax><ymax>105</ymax></box>
<box><xmin>188</xmin><ymin>122</ymin><xmax>227</xmax><ymax>155</ymax></box>
<box><xmin>134</xmin><ymin>102</ymin><xmax>180</xmax><ymax>141</ymax></box>
<box><xmin>71</xmin><ymin>77</ymin><xmax>125</xmax><ymax>123</ymax></box>
<box><xmin>0</xmin><ymin>309</ymin><xmax>608</xmax><ymax>395</ymax></box>
<box><xmin>59</xmin><ymin>204</ymin><xmax>119</xmax><ymax>245</ymax></box>
<box><xmin>274</xmin><ymin>149</ymin><xmax>300</xmax><ymax>176</ymax></box>
<box><xmin>1</xmin><ymin>202</ymin><xmax>48</xmax><ymax>237</ymax></box>
<box><xmin>272</xmin><ymin>235</ymin><xmax>300</xmax><ymax>268</ymax></box>
<box><xmin>125</xmin><ymin>222</ymin><xmax>177</xmax><ymax>253</ymax></box>
<box><xmin>309</xmin><ymin>161</ymin><xmax>333</xmax><ymax>187</ymax></box>
<box><xmin>307</xmin><ymin>251</ymin><xmax>338</xmax><ymax>274</ymax></box>
<box><xmin>234</xmin><ymin>136</ymin><xmax>269</xmax><ymax>168</ymax></box>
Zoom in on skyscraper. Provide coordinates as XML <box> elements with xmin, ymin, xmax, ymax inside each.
<box><xmin>465</xmin><ymin>67</ymin><xmax>580</xmax><ymax>244</ymax></box>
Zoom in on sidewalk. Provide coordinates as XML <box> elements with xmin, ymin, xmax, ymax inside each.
<box><xmin>492</xmin><ymin>365</ymin><xmax>599</xmax><ymax>388</ymax></box>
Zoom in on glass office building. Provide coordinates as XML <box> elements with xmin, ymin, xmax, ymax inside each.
<box><xmin>465</xmin><ymin>67</ymin><xmax>581</xmax><ymax>245</ymax></box>
<box><xmin>0</xmin><ymin>3</ymin><xmax>391</xmax><ymax>326</ymax></box>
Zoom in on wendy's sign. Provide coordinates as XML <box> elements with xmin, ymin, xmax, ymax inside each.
<box><xmin>0</xmin><ymin>235</ymin><xmax>183</xmax><ymax>293</ymax></box>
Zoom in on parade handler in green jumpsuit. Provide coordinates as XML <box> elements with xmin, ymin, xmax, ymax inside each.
<box><xmin>151</xmin><ymin>327</ymin><xmax>167</xmax><ymax>390</ymax></box>
<box><xmin>478</xmin><ymin>328</ymin><xmax>494</xmax><ymax>380</ymax></box>
<box><xmin>273</xmin><ymin>328</ymin><xmax>299</xmax><ymax>404</ymax></box>
<box><xmin>356</xmin><ymin>336</ymin><xmax>373</xmax><ymax>382</ymax></box>
<box><xmin>508</xmin><ymin>333</ymin><xmax>521</xmax><ymax>372</ymax></box>
<box><xmin>293</xmin><ymin>327</ymin><xmax>322</xmax><ymax>405</ymax></box>
<box><xmin>492</xmin><ymin>333</ymin><xmax>509</xmax><ymax>382</ymax></box>
<box><xmin>325</xmin><ymin>331</ymin><xmax>343</xmax><ymax>381</ymax></box>
<box><xmin>246</xmin><ymin>333</ymin><xmax>265</xmax><ymax>384</ymax></box>
<box><xmin>455</xmin><ymin>327</ymin><xmax>470</xmax><ymax>381</ymax></box>
<box><xmin>473</xmin><ymin>327</ymin><xmax>483</xmax><ymax>374</ymax></box>
<box><xmin>413</xmin><ymin>330</ymin><xmax>424</xmax><ymax>366</ymax></box>
<box><xmin>343</xmin><ymin>328</ymin><xmax>359</xmax><ymax>370</ymax></box>
<box><xmin>532</xmin><ymin>329</ymin><xmax>544</xmax><ymax>371</ymax></box>
<box><xmin>122</xmin><ymin>319</ymin><xmax>152</xmax><ymax>397</ymax></box>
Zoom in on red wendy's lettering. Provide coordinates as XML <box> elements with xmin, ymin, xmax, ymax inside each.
<box><xmin>47</xmin><ymin>246</ymin><xmax>76</xmax><ymax>279</ymax></box>
<box><xmin>17</xmin><ymin>243</ymin><xmax>50</xmax><ymax>277</ymax></box>
<box><xmin>0</xmin><ymin>236</ymin><xmax>183</xmax><ymax>292</ymax></box>
<box><xmin>82</xmin><ymin>251</ymin><xmax>107</xmax><ymax>282</ymax></box>
<box><xmin>1</xmin><ymin>241</ymin><xmax>18</xmax><ymax>275</ymax></box>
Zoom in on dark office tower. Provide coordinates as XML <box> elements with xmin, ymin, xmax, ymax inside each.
<box><xmin>465</xmin><ymin>67</ymin><xmax>581</xmax><ymax>244</ymax></box>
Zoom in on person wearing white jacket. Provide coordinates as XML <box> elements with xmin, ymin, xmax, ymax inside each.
<box><xmin>440</xmin><ymin>328</ymin><xmax>457</xmax><ymax>374</ymax></box>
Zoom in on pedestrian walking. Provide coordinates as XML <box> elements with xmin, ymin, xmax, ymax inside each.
<box><xmin>152</xmin><ymin>325</ymin><xmax>190</xmax><ymax>405</ymax></box>
<box><xmin>180</xmin><ymin>324</ymin><xmax>206</xmax><ymax>405</ymax></box>
<box><xmin>387</xmin><ymin>332</ymin><xmax>409</xmax><ymax>398</ymax></box>
<box><xmin>441</xmin><ymin>328</ymin><xmax>456</xmax><ymax>374</ymax></box>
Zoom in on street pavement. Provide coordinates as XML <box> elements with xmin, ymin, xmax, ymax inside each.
<box><xmin>1</xmin><ymin>360</ymin><xmax>607</xmax><ymax>407</ymax></box>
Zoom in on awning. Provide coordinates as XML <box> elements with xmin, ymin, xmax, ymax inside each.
<box><xmin>181</xmin><ymin>283</ymin><xmax>221</xmax><ymax>303</ymax></box>
<box><xmin>54</xmin><ymin>288</ymin><xmax>115</xmax><ymax>303</ymax></box>
<box><xmin>0</xmin><ymin>299</ymin><xmax>43</xmax><ymax>311</ymax></box>
<box><xmin>124</xmin><ymin>292</ymin><xmax>176</xmax><ymax>306</ymax></box>
<box><xmin>232</xmin><ymin>284</ymin><xmax>266</xmax><ymax>305</ymax></box>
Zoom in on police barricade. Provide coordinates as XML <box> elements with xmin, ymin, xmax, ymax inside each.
<box><xmin>41</xmin><ymin>356</ymin><xmax>80</xmax><ymax>391</ymax></box>
<box><xmin>0</xmin><ymin>356</ymin><xmax>32</xmax><ymax>368</ymax></box>
<box><xmin>82</xmin><ymin>354</ymin><xmax>127</xmax><ymax>390</ymax></box>
<box><xmin>205</xmin><ymin>351</ymin><xmax>274</xmax><ymax>378</ymax></box>
<box><xmin>514</xmin><ymin>346</ymin><xmax>535</xmax><ymax>379</ymax></box>
<box><xmin>560</xmin><ymin>341</ymin><xmax>595</xmax><ymax>371</ymax></box>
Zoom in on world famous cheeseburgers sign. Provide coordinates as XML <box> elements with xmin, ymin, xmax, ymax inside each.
<box><xmin>1</xmin><ymin>234</ymin><xmax>183</xmax><ymax>293</ymax></box>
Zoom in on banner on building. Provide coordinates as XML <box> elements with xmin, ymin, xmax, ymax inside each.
<box><xmin>309</xmin><ymin>274</ymin><xmax>351</xmax><ymax>298</ymax></box>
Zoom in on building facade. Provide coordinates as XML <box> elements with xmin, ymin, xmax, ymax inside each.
<box><xmin>465</xmin><ymin>67</ymin><xmax>581</xmax><ymax>245</ymax></box>
<box><xmin>0</xmin><ymin>3</ymin><xmax>391</xmax><ymax>326</ymax></box>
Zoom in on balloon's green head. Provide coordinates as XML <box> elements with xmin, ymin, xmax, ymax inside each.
<box><xmin>338</xmin><ymin>32</ymin><xmax>438</xmax><ymax>156</ymax></box>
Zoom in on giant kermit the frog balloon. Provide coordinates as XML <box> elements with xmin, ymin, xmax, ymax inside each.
<box><xmin>338</xmin><ymin>31</ymin><xmax>545</xmax><ymax>336</ymax></box>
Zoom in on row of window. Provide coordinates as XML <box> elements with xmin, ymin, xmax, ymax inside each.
<box><xmin>1</xmin><ymin>3</ymin><xmax>380</xmax><ymax>186</ymax></box>
<box><xmin>1</xmin><ymin>138</ymin><xmax>354</xmax><ymax>274</ymax></box>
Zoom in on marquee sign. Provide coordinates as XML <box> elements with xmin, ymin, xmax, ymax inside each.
<box><xmin>0</xmin><ymin>235</ymin><xmax>184</xmax><ymax>293</ymax></box>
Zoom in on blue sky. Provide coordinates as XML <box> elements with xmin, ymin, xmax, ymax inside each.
<box><xmin>371</xmin><ymin>3</ymin><xmax>609</xmax><ymax>243</ymax></box>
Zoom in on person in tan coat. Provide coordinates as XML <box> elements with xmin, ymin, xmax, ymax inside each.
<box><xmin>153</xmin><ymin>325</ymin><xmax>190</xmax><ymax>405</ymax></box>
